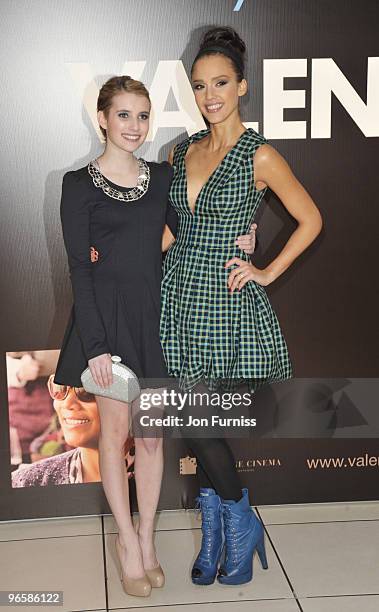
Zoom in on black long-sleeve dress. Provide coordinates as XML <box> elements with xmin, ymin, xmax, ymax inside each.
<box><xmin>54</xmin><ymin>161</ymin><xmax>176</xmax><ymax>388</ymax></box>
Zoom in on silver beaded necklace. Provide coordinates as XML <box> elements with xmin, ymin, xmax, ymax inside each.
<box><xmin>87</xmin><ymin>158</ymin><xmax>150</xmax><ymax>202</ymax></box>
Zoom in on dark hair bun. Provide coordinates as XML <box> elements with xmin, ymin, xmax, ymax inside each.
<box><xmin>200</xmin><ymin>26</ymin><xmax>246</xmax><ymax>56</ymax></box>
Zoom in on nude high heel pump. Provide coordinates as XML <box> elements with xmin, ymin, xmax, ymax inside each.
<box><xmin>115</xmin><ymin>535</ymin><xmax>151</xmax><ymax>597</ymax></box>
<box><xmin>145</xmin><ymin>564</ymin><xmax>165</xmax><ymax>588</ymax></box>
<box><xmin>136</xmin><ymin>525</ymin><xmax>165</xmax><ymax>588</ymax></box>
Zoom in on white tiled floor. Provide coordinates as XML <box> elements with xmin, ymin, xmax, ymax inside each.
<box><xmin>0</xmin><ymin>502</ymin><xmax>378</xmax><ymax>612</ymax></box>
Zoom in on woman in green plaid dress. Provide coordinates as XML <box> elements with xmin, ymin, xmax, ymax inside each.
<box><xmin>161</xmin><ymin>125</ymin><xmax>291</xmax><ymax>392</ymax></box>
<box><xmin>161</xmin><ymin>27</ymin><xmax>322</xmax><ymax>586</ymax></box>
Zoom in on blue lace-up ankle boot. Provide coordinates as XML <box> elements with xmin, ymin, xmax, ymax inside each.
<box><xmin>217</xmin><ymin>488</ymin><xmax>268</xmax><ymax>585</ymax></box>
<box><xmin>191</xmin><ymin>488</ymin><xmax>224</xmax><ymax>585</ymax></box>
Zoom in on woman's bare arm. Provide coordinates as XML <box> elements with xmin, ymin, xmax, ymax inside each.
<box><xmin>226</xmin><ymin>144</ymin><xmax>323</xmax><ymax>291</ymax></box>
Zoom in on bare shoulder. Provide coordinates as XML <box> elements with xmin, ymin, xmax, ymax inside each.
<box><xmin>254</xmin><ymin>143</ymin><xmax>287</xmax><ymax>167</ymax></box>
<box><xmin>253</xmin><ymin>143</ymin><xmax>294</xmax><ymax>189</ymax></box>
<box><xmin>187</xmin><ymin>134</ymin><xmax>210</xmax><ymax>157</ymax></box>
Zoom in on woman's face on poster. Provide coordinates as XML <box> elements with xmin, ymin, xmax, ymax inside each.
<box><xmin>52</xmin><ymin>388</ymin><xmax>100</xmax><ymax>449</ymax></box>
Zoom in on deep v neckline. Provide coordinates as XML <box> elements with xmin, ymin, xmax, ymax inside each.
<box><xmin>183</xmin><ymin>129</ymin><xmax>248</xmax><ymax>216</ymax></box>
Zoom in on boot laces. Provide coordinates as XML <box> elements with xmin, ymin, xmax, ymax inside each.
<box><xmin>223</xmin><ymin>505</ymin><xmax>241</xmax><ymax>564</ymax></box>
<box><xmin>195</xmin><ymin>496</ymin><xmax>219</xmax><ymax>562</ymax></box>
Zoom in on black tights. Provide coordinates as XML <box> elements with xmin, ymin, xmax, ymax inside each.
<box><xmin>186</xmin><ymin>436</ymin><xmax>242</xmax><ymax>501</ymax></box>
<box><xmin>179</xmin><ymin>383</ymin><xmax>244</xmax><ymax>501</ymax></box>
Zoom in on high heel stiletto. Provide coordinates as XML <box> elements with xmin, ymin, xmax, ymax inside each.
<box><xmin>145</xmin><ymin>564</ymin><xmax>165</xmax><ymax>588</ymax></box>
<box><xmin>115</xmin><ymin>535</ymin><xmax>152</xmax><ymax>597</ymax></box>
<box><xmin>217</xmin><ymin>488</ymin><xmax>269</xmax><ymax>586</ymax></box>
<box><xmin>136</xmin><ymin>528</ymin><xmax>165</xmax><ymax>588</ymax></box>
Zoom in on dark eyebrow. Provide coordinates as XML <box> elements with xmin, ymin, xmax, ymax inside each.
<box><xmin>116</xmin><ymin>108</ymin><xmax>150</xmax><ymax>113</ymax></box>
<box><xmin>192</xmin><ymin>74</ymin><xmax>230</xmax><ymax>83</ymax></box>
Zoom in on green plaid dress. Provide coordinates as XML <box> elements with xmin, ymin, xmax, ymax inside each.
<box><xmin>160</xmin><ymin>128</ymin><xmax>292</xmax><ymax>392</ymax></box>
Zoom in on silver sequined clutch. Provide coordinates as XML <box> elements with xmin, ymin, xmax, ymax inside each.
<box><xmin>81</xmin><ymin>355</ymin><xmax>141</xmax><ymax>403</ymax></box>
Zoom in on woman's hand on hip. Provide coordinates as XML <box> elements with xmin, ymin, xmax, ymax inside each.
<box><xmin>225</xmin><ymin>257</ymin><xmax>273</xmax><ymax>292</ymax></box>
<box><xmin>235</xmin><ymin>223</ymin><xmax>257</xmax><ymax>254</ymax></box>
<box><xmin>88</xmin><ymin>353</ymin><xmax>113</xmax><ymax>388</ymax></box>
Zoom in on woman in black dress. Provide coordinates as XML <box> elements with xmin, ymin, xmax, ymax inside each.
<box><xmin>53</xmin><ymin>76</ymin><xmax>174</xmax><ymax>597</ymax></box>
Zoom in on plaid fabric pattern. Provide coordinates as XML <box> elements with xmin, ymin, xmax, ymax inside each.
<box><xmin>160</xmin><ymin>128</ymin><xmax>293</xmax><ymax>392</ymax></box>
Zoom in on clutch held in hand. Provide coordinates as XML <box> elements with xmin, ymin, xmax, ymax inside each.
<box><xmin>81</xmin><ymin>355</ymin><xmax>141</xmax><ymax>403</ymax></box>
